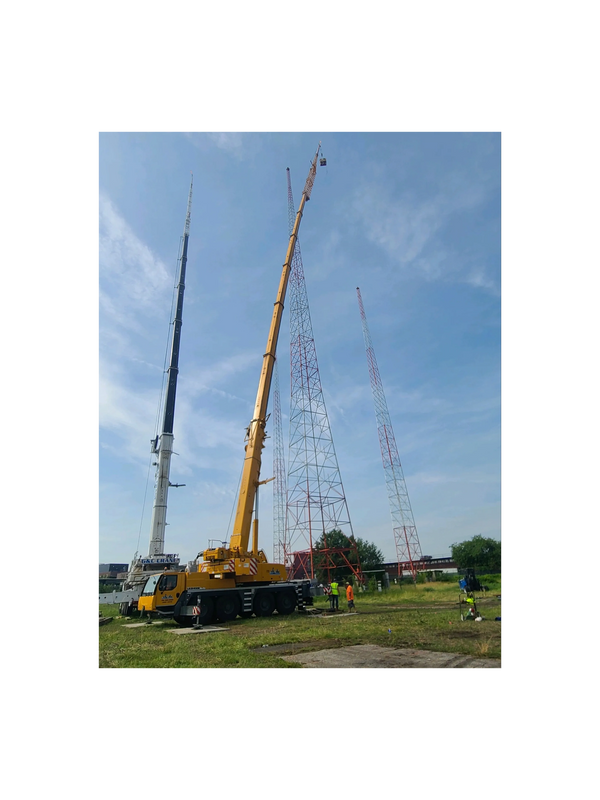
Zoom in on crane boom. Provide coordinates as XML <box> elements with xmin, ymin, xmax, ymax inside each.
<box><xmin>118</xmin><ymin>176</ymin><xmax>194</xmax><ymax>601</ymax></box>
<box><xmin>204</xmin><ymin>144</ymin><xmax>321</xmax><ymax>564</ymax></box>
<box><xmin>148</xmin><ymin>174</ymin><xmax>193</xmax><ymax>557</ymax></box>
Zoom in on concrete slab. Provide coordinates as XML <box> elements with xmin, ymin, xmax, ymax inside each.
<box><xmin>124</xmin><ymin>621</ymin><xmax>169</xmax><ymax>628</ymax></box>
<box><xmin>318</xmin><ymin>612</ymin><xmax>358</xmax><ymax>619</ymax></box>
<box><xmin>280</xmin><ymin>644</ymin><xmax>501</xmax><ymax>668</ymax></box>
<box><xmin>167</xmin><ymin>626</ymin><xmax>229</xmax><ymax>635</ymax></box>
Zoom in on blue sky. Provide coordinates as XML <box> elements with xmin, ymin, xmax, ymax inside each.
<box><xmin>100</xmin><ymin>132</ymin><xmax>500</xmax><ymax>566</ymax></box>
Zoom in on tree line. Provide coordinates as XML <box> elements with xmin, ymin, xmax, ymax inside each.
<box><xmin>309</xmin><ymin>530</ymin><xmax>500</xmax><ymax>582</ymax></box>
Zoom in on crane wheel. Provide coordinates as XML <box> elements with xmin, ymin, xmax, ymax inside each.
<box><xmin>216</xmin><ymin>594</ymin><xmax>240</xmax><ymax>622</ymax></box>
<box><xmin>253</xmin><ymin>591</ymin><xmax>275</xmax><ymax>617</ymax></box>
<box><xmin>276</xmin><ymin>590</ymin><xmax>297</xmax><ymax>615</ymax></box>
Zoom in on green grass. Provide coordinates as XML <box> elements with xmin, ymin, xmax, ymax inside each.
<box><xmin>99</xmin><ymin>580</ymin><xmax>501</xmax><ymax>668</ymax></box>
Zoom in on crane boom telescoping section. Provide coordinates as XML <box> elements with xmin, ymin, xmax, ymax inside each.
<box><xmin>227</xmin><ymin>147</ymin><xmax>320</xmax><ymax>557</ymax></box>
<box><xmin>148</xmin><ymin>175</ymin><xmax>193</xmax><ymax>558</ymax></box>
<box><xmin>137</xmin><ymin>144</ymin><xmax>324</xmax><ymax>624</ymax></box>
<box><xmin>202</xmin><ymin>143</ymin><xmax>321</xmax><ymax>568</ymax></box>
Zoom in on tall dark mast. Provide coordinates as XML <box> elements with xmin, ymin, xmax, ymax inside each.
<box><xmin>148</xmin><ymin>176</ymin><xmax>193</xmax><ymax>557</ymax></box>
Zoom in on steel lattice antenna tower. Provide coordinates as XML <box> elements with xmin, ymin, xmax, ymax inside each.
<box><xmin>272</xmin><ymin>358</ymin><xmax>287</xmax><ymax>563</ymax></box>
<box><xmin>356</xmin><ymin>287</ymin><xmax>423</xmax><ymax>581</ymax></box>
<box><xmin>285</xmin><ymin>167</ymin><xmax>357</xmax><ymax>578</ymax></box>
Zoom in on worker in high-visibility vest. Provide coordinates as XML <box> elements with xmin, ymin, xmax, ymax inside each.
<box><xmin>346</xmin><ymin>581</ymin><xmax>356</xmax><ymax>612</ymax></box>
<box><xmin>330</xmin><ymin>579</ymin><xmax>340</xmax><ymax>611</ymax></box>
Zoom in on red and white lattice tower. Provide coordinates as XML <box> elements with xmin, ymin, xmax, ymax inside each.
<box><xmin>272</xmin><ymin>358</ymin><xmax>287</xmax><ymax>563</ymax></box>
<box><xmin>356</xmin><ymin>287</ymin><xmax>423</xmax><ymax>582</ymax></box>
<box><xmin>284</xmin><ymin>168</ymin><xmax>360</xmax><ymax>581</ymax></box>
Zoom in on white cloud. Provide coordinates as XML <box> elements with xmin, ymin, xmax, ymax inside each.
<box><xmin>351</xmin><ymin>171</ymin><xmax>496</xmax><ymax>291</ymax></box>
<box><xmin>184</xmin><ymin>351</ymin><xmax>258</xmax><ymax>398</ymax></box>
<box><xmin>100</xmin><ymin>194</ymin><xmax>172</xmax><ymax>327</ymax></box>
<box><xmin>353</xmin><ymin>186</ymin><xmax>444</xmax><ymax>266</ymax></box>
<box><xmin>464</xmin><ymin>266</ymin><xmax>499</xmax><ymax>294</ymax></box>
<box><xmin>99</xmin><ymin>357</ymin><xmax>159</xmax><ymax>462</ymax></box>
<box><xmin>183</xmin><ymin>128</ymin><xmax>260</xmax><ymax>160</ymax></box>
<box><xmin>207</xmin><ymin>132</ymin><xmax>244</xmax><ymax>153</ymax></box>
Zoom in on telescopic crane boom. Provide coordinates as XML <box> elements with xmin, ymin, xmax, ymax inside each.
<box><xmin>147</xmin><ymin>175</ymin><xmax>193</xmax><ymax>558</ymax></box>
<box><xmin>124</xmin><ymin>176</ymin><xmax>193</xmax><ymax>591</ymax></box>
<box><xmin>201</xmin><ymin>143</ymin><xmax>322</xmax><ymax>573</ymax></box>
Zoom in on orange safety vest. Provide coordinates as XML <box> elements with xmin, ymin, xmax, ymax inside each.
<box><xmin>346</xmin><ymin>585</ymin><xmax>354</xmax><ymax>601</ymax></box>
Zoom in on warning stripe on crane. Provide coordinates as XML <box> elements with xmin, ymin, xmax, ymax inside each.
<box><xmin>249</xmin><ymin>558</ymin><xmax>258</xmax><ymax>576</ymax></box>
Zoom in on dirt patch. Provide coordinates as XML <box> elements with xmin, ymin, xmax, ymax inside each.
<box><xmin>279</xmin><ymin>643</ymin><xmax>500</xmax><ymax>668</ymax></box>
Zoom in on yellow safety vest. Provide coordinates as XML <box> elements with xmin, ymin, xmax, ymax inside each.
<box><xmin>331</xmin><ymin>582</ymin><xmax>339</xmax><ymax>595</ymax></box>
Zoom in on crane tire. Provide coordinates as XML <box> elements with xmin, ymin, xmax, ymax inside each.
<box><xmin>276</xmin><ymin>590</ymin><xmax>296</xmax><ymax>615</ymax></box>
<box><xmin>254</xmin><ymin>591</ymin><xmax>275</xmax><ymax>617</ymax></box>
<box><xmin>216</xmin><ymin>593</ymin><xmax>240</xmax><ymax>622</ymax></box>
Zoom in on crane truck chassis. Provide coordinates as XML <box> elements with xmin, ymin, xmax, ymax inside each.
<box><xmin>138</xmin><ymin>571</ymin><xmax>315</xmax><ymax>625</ymax></box>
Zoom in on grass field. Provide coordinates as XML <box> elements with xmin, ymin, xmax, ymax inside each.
<box><xmin>99</xmin><ymin>579</ymin><xmax>501</xmax><ymax>668</ymax></box>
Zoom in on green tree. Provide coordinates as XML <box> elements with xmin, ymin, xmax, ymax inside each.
<box><xmin>451</xmin><ymin>535</ymin><xmax>501</xmax><ymax>573</ymax></box>
<box><xmin>312</xmin><ymin>529</ymin><xmax>384</xmax><ymax>582</ymax></box>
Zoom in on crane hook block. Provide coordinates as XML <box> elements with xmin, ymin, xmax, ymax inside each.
<box><xmin>320</xmin><ymin>157</ymin><xmax>327</xmax><ymax>166</ymax></box>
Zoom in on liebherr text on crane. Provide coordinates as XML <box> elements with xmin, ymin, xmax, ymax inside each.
<box><xmin>138</xmin><ymin>143</ymin><xmax>325</xmax><ymax>625</ymax></box>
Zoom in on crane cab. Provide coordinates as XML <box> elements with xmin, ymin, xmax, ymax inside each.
<box><xmin>138</xmin><ymin>571</ymin><xmax>185</xmax><ymax>613</ymax></box>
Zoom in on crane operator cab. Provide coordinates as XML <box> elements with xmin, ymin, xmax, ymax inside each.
<box><xmin>138</xmin><ymin>571</ymin><xmax>184</xmax><ymax>613</ymax></box>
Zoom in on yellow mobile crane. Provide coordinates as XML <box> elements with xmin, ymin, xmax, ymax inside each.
<box><xmin>138</xmin><ymin>144</ymin><xmax>324</xmax><ymax>625</ymax></box>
